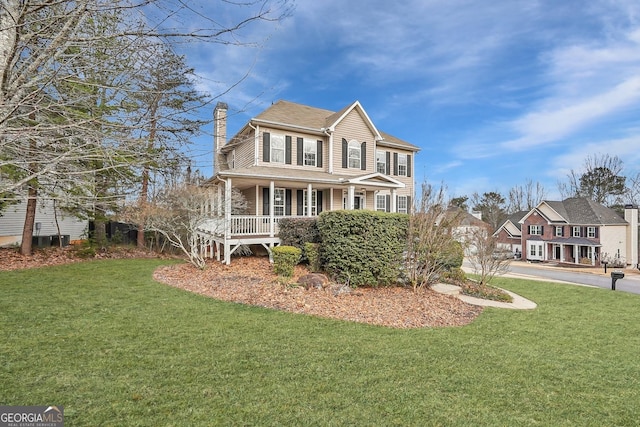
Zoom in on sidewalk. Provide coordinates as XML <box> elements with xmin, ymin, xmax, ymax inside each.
<box><xmin>432</xmin><ymin>283</ymin><xmax>537</xmax><ymax>310</ymax></box>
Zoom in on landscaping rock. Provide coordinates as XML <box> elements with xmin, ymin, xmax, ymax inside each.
<box><xmin>297</xmin><ymin>273</ymin><xmax>329</xmax><ymax>290</ymax></box>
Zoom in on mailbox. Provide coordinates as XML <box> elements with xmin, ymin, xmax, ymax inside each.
<box><xmin>611</xmin><ymin>271</ymin><xmax>625</xmax><ymax>290</ymax></box>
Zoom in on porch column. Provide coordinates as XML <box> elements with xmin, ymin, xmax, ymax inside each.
<box><xmin>224</xmin><ymin>178</ymin><xmax>232</xmax><ymax>264</ymax></box>
<box><xmin>330</xmin><ymin>187</ymin><xmax>335</xmax><ymax>211</ymax></box>
<box><xmin>348</xmin><ymin>185</ymin><xmax>355</xmax><ymax>210</ymax></box>
<box><xmin>307</xmin><ymin>183</ymin><xmax>313</xmax><ymax>217</ymax></box>
<box><xmin>573</xmin><ymin>244</ymin><xmax>578</xmax><ymax>264</ymax></box>
<box><xmin>591</xmin><ymin>247</ymin><xmax>596</xmax><ymax>266</ymax></box>
<box><xmin>560</xmin><ymin>244</ymin><xmax>565</xmax><ymax>262</ymax></box>
<box><xmin>391</xmin><ymin>189</ymin><xmax>397</xmax><ymax>212</ymax></box>
<box><xmin>269</xmin><ymin>181</ymin><xmax>275</xmax><ymax>237</ymax></box>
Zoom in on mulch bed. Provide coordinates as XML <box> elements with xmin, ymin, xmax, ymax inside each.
<box><xmin>0</xmin><ymin>247</ymin><xmax>483</xmax><ymax>329</ymax></box>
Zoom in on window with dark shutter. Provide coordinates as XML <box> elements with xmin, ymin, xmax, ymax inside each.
<box><xmin>407</xmin><ymin>155</ymin><xmax>412</xmax><ymax>177</ymax></box>
<box><xmin>262</xmin><ymin>188</ymin><xmax>269</xmax><ymax>214</ymax></box>
<box><xmin>317</xmin><ymin>140</ymin><xmax>323</xmax><ymax>168</ymax></box>
<box><xmin>361</xmin><ymin>142</ymin><xmax>367</xmax><ymax>171</ymax></box>
<box><xmin>296</xmin><ymin>190</ymin><xmax>304</xmax><ymax>216</ymax></box>
<box><xmin>263</xmin><ymin>133</ymin><xmax>270</xmax><ymax>162</ymax></box>
<box><xmin>342</xmin><ymin>139</ymin><xmax>348</xmax><ymax>168</ymax></box>
<box><xmin>285</xmin><ymin>136</ymin><xmax>292</xmax><ymax>164</ymax></box>
<box><xmin>296</xmin><ymin>137</ymin><xmax>303</xmax><ymax>166</ymax></box>
<box><xmin>393</xmin><ymin>152</ymin><xmax>398</xmax><ymax>175</ymax></box>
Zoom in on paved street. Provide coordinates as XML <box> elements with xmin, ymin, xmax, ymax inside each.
<box><xmin>464</xmin><ymin>260</ymin><xmax>640</xmax><ymax>295</ymax></box>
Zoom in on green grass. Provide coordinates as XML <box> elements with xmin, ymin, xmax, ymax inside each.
<box><xmin>1</xmin><ymin>260</ymin><xmax>639</xmax><ymax>426</ymax></box>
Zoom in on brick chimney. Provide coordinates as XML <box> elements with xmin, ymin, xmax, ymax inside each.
<box><xmin>213</xmin><ymin>102</ymin><xmax>228</xmax><ymax>174</ymax></box>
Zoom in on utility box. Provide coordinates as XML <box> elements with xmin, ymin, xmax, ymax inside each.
<box><xmin>51</xmin><ymin>235</ymin><xmax>70</xmax><ymax>247</ymax></box>
<box><xmin>611</xmin><ymin>271</ymin><xmax>625</xmax><ymax>290</ymax></box>
<box><xmin>31</xmin><ymin>235</ymin><xmax>53</xmax><ymax>248</ymax></box>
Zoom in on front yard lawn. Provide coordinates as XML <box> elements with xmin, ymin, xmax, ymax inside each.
<box><xmin>1</xmin><ymin>259</ymin><xmax>639</xmax><ymax>426</ymax></box>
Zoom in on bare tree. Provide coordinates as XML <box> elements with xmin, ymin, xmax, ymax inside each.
<box><xmin>558</xmin><ymin>153</ymin><xmax>626</xmax><ymax>206</ymax></box>
<box><xmin>507</xmin><ymin>179</ymin><xmax>546</xmax><ymax>213</ymax></box>
<box><xmin>406</xmin><ymin>182</ymin><xmax>463</xmax><ymax>289</ymax></box>
<box><xmin>122</xmin><ymin>182</ymin><xmax>248</xmax><ymax>269</ymax></box>
<box><xmin>0</xmin><ymin>0</ymin><xmax>292</xmax><ymax>254</ymax></box>
<box><xmin>465</xmin><ymin>227</ymin><xmax>512</xmax><ymax>286</ymax></box>
<box><xmin>471</xmin><ymin>191</ymin><xmax>506</xmax><ymax>231</ymax></box>
<box><xmin>627</xmin><ymin>172</ymin><xmax>640</xmax><ymax>206</ymax></box>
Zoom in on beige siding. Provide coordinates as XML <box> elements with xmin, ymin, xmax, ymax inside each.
<box><xmin>601</xmin><ymin>224</ymin><xmax>629</xmax><ymax>261</ymax></box>
<box><xmin>332</xmin><ymin>109</ymin><xmax>377</xmax><ymax>175</ymax></box>
<box><xmin>233</xmin><ymin>133</ymin><xmax>255</xmax><ymax>169</ymax></box>
<box><xmin>256</xmin><ymin>127</ymin><xmax>328</xmax><ymax>173</ymax></box>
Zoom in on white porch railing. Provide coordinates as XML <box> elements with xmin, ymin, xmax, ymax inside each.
<box><xmin>198</xmin><ymin>215</ymin><xmax>282</xmax><ymax>237</ymax></box>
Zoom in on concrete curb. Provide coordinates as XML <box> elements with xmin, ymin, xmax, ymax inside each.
<box><xmin>432</xmin><ymin>283</ymin><xmax>537</xmax><ymax>310</ymax></box>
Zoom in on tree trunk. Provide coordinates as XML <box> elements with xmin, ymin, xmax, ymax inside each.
<box><xmin>137</xmin><ymin>167</ymin><xmax>149</xmax><ymax>248</ymax></box>
<box><xmin>20</xmin><ymin>184</ymin><xmax>37</xmax><ymax>256</ymax></box>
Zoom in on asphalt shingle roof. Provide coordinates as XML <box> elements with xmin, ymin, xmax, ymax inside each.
<box><xmin>545</xmin><ymin>197</ymin><xmax>626</xmax><ymax>225</ymax></box>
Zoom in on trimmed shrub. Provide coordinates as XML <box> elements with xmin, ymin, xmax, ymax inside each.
<box><xmin>272</xmin><ymin>245</ymin><xmax>301</xmax><ymax>277</ymax></box>
<box><xmin>278</xmin><ymin>217</ymin><xmax>320</xmax><ymax>249</ymax></box>
<box><xmin>304</xmin><ymin>242</ymin><xmax>321</xmax><ymax>272</ymax></box>
<box><xmin>317</xmin><ymin>210</ymin><xmax>408</xmax><ymax>287</ymax></box>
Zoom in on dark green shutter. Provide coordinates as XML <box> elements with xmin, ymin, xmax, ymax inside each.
<box><xmin>286</xmin><ymin>136</ymin><xmax>292</xmax><ymax>165</ymax></box>
<box><xmin>263</xmin><ymin>132</ymin><xmax>270</xmax><ymax>162</ymax></box>
<box><xmin>262</xmin><ymin>188</ymin><xmax>269</xmax><ymax>214</ymax></box>
<box><xmin>407</xmin><ymin>154</ymin><xmax>412</xmax><ymax>177</ymax></box>
<box><xmin>286</xmin><ymin>190</ymin><xmax>292</xmax><ymax>216</ymax></box>
<box><xmin>317</xmin><ymin>191</ymin><xmax>323</xmax><ymax>213</ymax></box>
<box><xmin>296</xmin><ymin>137</ymin><xmax>303</xmax><ymax>165</ymax></box>
<box><xmin>297</xmin><ymin>190</ymin><xmax>304</xmax><ymax>216</ymax></box>
<box><xmin>342</xmin><ymin>139</ymin><xmax>348</xmax><ymax>168</ymax></box>
<box><xmin>385</xmin><ymin>151</ymin><xmax>391</xmax><ymax>174</ymax></box>
<box><xmin>386</xmin><ymin>195</ymin><xmax>391</xmax><ymax>212</ymax></box>
<box><xmin>361</xmin><ymin>142</ymin><xmax>367</xmax><ymax>171</ymax></box>
<box><xmin>317</xmin><ymin>140</ymin><xmax>323</xmax><ymax>168</ymax></box>
<box><xmin>393</xmin><ymin>152</ymin><xmax>398</xmax><ymax>175</ymax></box>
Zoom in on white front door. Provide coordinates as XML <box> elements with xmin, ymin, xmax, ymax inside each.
<box><xmin>527</xmin><ymin>241</ymin><xmax>544</xmax><ymax>261</ymax></box>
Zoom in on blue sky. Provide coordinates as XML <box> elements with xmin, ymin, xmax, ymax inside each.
<box><xmin>181</xmin><ymin>0</ymin><xmax>640</xmax><ymax>201</ymax></box>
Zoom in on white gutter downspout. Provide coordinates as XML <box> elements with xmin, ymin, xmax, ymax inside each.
<box><xmin>249</xmin><ymin>122</ymin><xmax>259</xmax><ymax>166</ymax></box>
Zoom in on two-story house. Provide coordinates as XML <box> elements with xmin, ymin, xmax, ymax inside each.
<box><xmin>198</xmin><ymin>100</ymin><xmax>420</xmax><ymax>264</ymax></box>
<box><xmin>519</xmin><ymin>198</ymin><xmax>635</xmax><ymax>266</ymax></box>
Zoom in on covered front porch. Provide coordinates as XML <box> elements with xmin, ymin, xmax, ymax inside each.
<box><xmin>198</xmin><ymin>171</ymin><xmax>408</xmax><ymax>264</ymax></box>
<box><xmin>548</xmin><ymin>238</ymin><xmax>601</xmax><ymax>266</ymax></box>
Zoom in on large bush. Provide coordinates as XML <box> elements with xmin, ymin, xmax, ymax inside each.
<box><xmin>278</xmin><ymin>217</ymin><xmax>320</xmax><ymax>248</ymax></box>
<box><xmin>317</xmin><ymin>210</ymin><xmax>408</xmax><ymax>287</ymax></box>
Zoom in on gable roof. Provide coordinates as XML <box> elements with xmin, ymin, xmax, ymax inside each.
<box><xmin>522</xmin><ymin>198</ymin><xmax>627</xmax><ymax>225</ymax></box>
<box><xmin>244</xmin><ymin>100</ymin><xmax>419</xmax><ymax>151</ymax></box>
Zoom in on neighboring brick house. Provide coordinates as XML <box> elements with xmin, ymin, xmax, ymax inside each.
<box><xmin>519</xmin><ymin>198</ymin><xmax>635</xmax><ymax>266</ymax></box>
<box><xmin>199</xmin><ymin>100</ymin><xmax>420</xmax><ymax>264</ymax></box>
<box><xmin>493</xmin><ymin>211</ymin><xmax>528</xmax><ymax>258</ymax></box>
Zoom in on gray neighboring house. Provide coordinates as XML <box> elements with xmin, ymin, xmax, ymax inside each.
<box><xmin>0</xmin><ymin>196</ymin><xmax>87</xmax><ymax>248</ymax></box>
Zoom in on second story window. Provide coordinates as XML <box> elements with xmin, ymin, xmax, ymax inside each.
<box><xmin>348</xmin><ymin>140</ymin><xmax>361</xmax><ymax>169</ymax></box>
<box><xmin>304</xmin><ymin>139</ymin><xmax>316</xmax><ymax>166</ymax></box>
<box><xmin>555</xmin><ymin>226</ymin><xmax>563</xmax><ymax>237</ymax></box>
<box><xmin>271</xmin><ymin>134</ymin><xmax>285</xmax><ymax>164</ymax></box>
<box><xmin>530</xmin><ymin>225</ymin><xmax>542</xmax><ymax>235</ymax></box>
<box><xmin>572</xmin><ymin>226</ymin><xmax>581</xmax><ymax>237</ymax></box>
<box><xmin>398</xmin><ymin>154</ymin><xmax>407</xmax><ymax>176</ymax></box>
<box><xmin>376</xmin><ymin>150</ymin><xmax>387</xmax><ymax>174</ymax></box>
<box><xmin>587</xmin><ymin>226</ymin><xmax>596</xmax><ymax>238</ymax></box>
